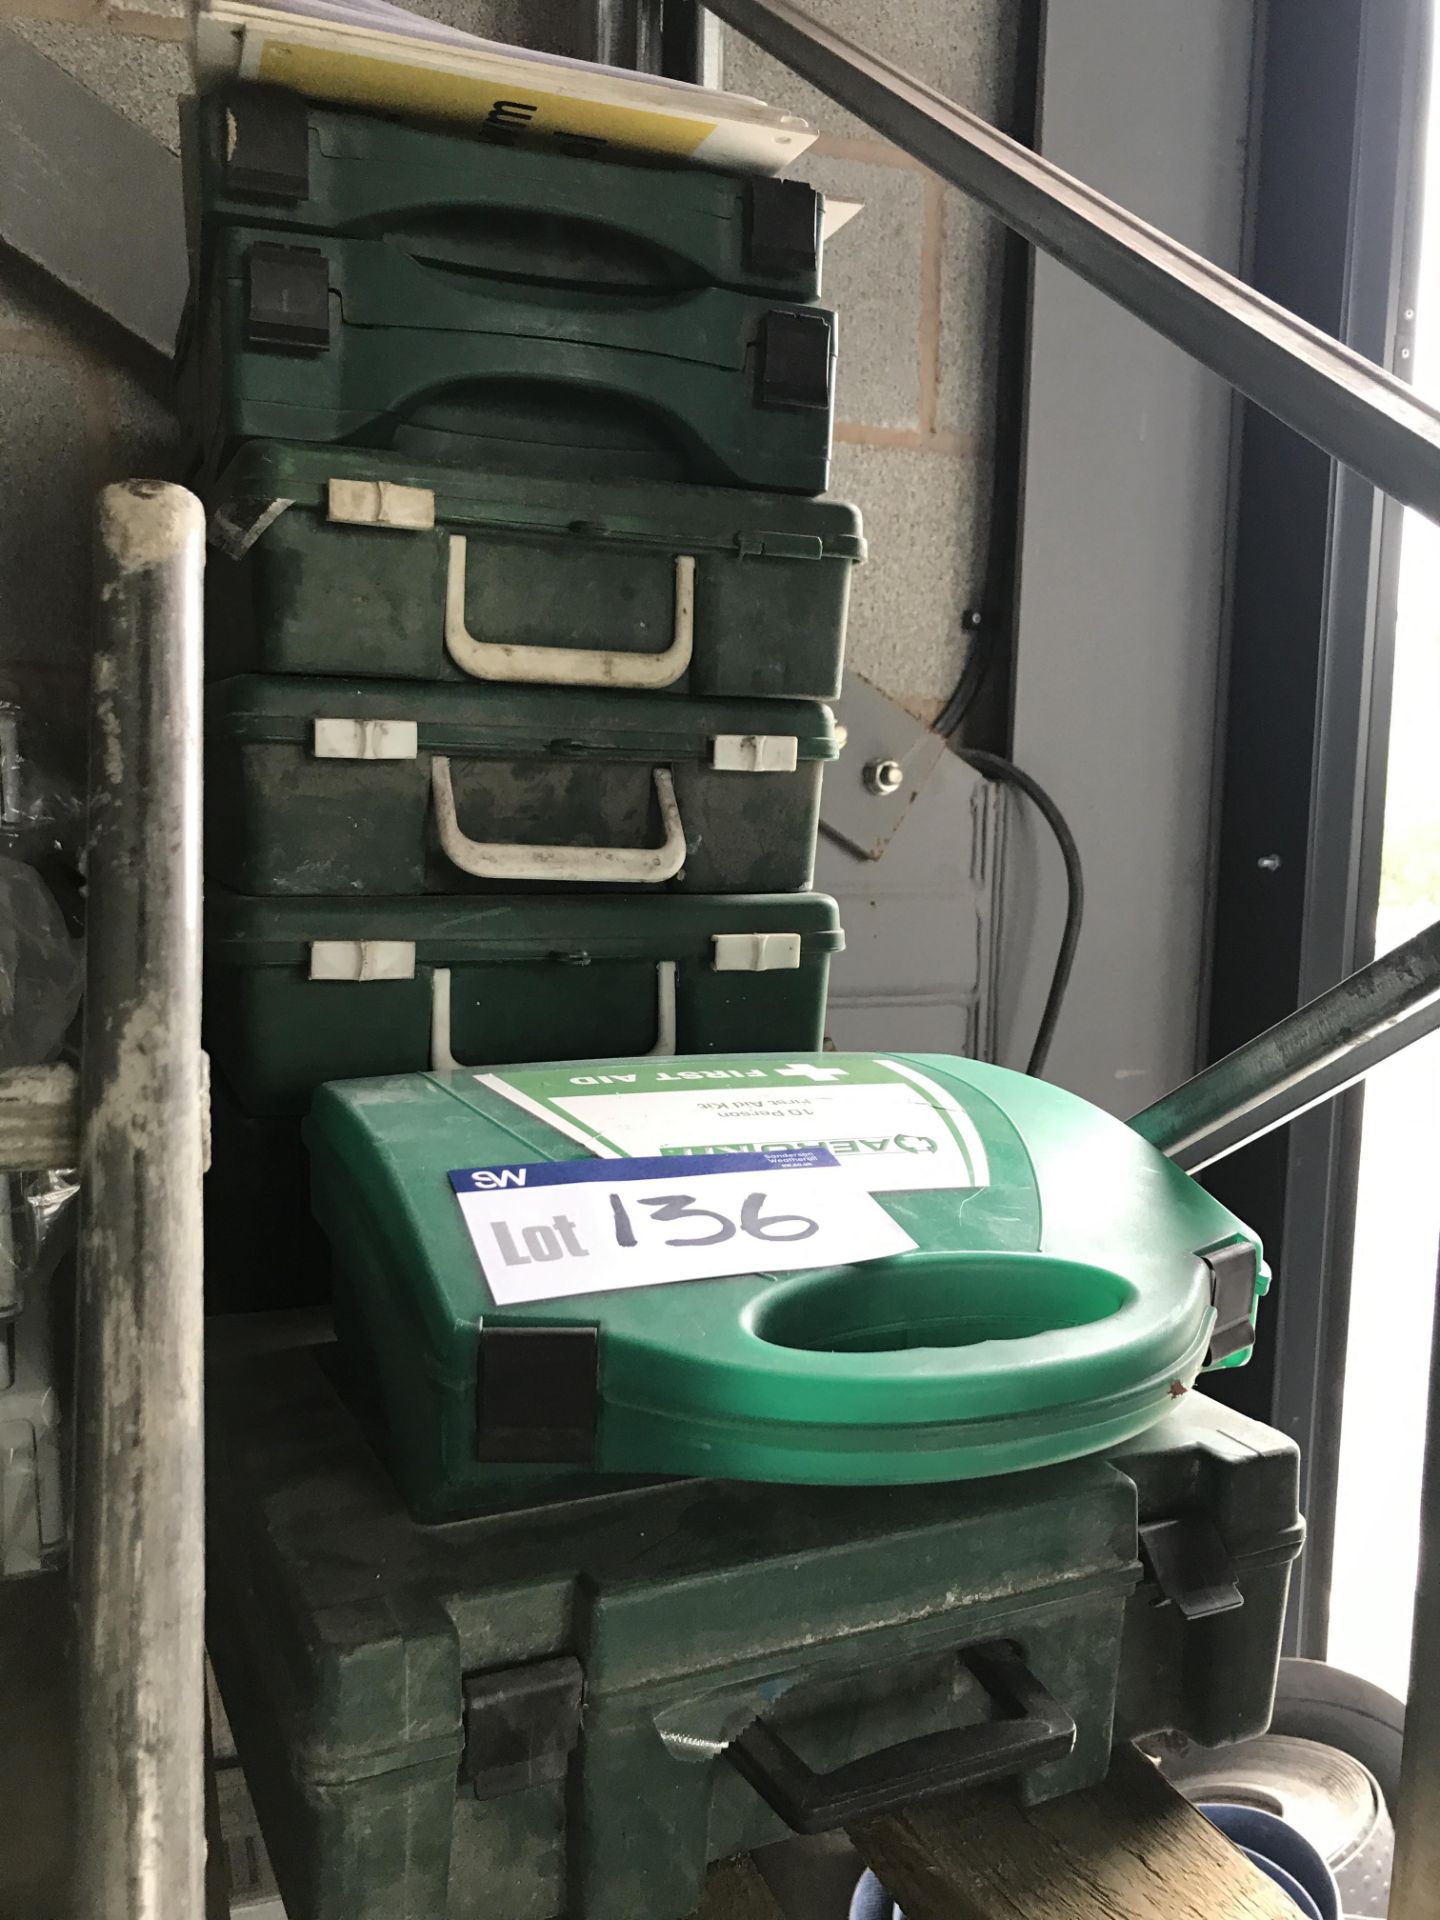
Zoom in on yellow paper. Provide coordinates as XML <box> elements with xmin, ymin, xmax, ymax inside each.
<box><xmin>257</xmin><ymin>40</ymin><xmax>718</xmax><ymax>158</ymax></box>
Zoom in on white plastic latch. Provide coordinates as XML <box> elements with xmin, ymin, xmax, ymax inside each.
<box><xmin>326</xmin><ymin>478</ymin><xmax>435</xmax><ymax>531</ymax></box>
<box><xmin>710</xmin><ymin>734</ymin><xmax>799</xmax><ymax>773</ymax></box>
<box><xmin>312</xmin><ymin>718</ymin><xmax>418</xmax><ymax>761</ymax></box>
<box><xmin>308</xmin><ymin>940</ymin><xmax>416</xmax><ymax>982</ymax></box>
<box><xmin>711</xmin><ymin>932</ymin><xmax>803</xmax><ymax>973</ymax></box>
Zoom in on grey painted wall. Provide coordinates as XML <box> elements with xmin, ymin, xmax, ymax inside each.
<box><xmin>996</xmin><ymin>0</ymin><xmax>1257</xmax><ymax>1110</ymax></box>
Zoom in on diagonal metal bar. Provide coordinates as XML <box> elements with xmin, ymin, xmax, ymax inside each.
<box><xmin>1130</xmin><ymin>917</ymin><xmax>1440</xmax><ymax>1172</ymax></box>
<box><xmin>706</xmin><ymin>0</ymin><xmax>1440</xmax><ymax>524</ymax></box>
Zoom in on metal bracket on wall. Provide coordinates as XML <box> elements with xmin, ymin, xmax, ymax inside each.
<box><xmin>819</xmin><ymin>671</ymin><xmax>947</xmax><ymax>861</ymax></box>
<box><xmin>0</xmin><ymin>27</ymin><xmax>186</xmax><ymax>359</ymax></box>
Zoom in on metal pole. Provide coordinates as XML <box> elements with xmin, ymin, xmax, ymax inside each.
<box><xmin>579</xmin><ymin>0</ymin><xmax>664</xmax><ymax>73</ymax></box>
<box><xmin>705</xmin><ymin>0</ymin><xmax>1440</xmax><ymax>526</ymax></box>
<box><xmin>72</xmin><ymin>481</ymin><xmax>205</xmax><ymax>1920</ymax></box>
<box><xmin>1390</xmin><ymin>1240</ymin><xmax>1440</xmax><ymax>1920</ymax></box>
<box><xmin>661</xmin><ymin>0</ymin><xmax>723</xmax><ymax>87</ymax></box>
<box><xmin>1129</xmin><ymin>917</ymin><xmax>1440</xmax><ymax>1172</ymax></box>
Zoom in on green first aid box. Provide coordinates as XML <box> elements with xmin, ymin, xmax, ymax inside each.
<box><xmin>184</xmin><ymin>85</ymin><xmax>826</xmax><ymax>299</ymax></box>
<box><xmin>203</xmin><ymin>444</ymin><xmax>863</xmax><ymax>700</ymax></box>
<box><xmin>306</xmin><ymin>1052</ymin><xmax>1269</xmax><ymax>1515</ymax></box>
<box><xmin>205</xmin><ymin>677</ymin><xmax>835</xmax><ymax>896</ymax></box>
<box><xmin>203</xmin><ymin>893</ymin><xmax>843</xmax><ymax>1118</ymax></box>
<box><xmin>206</xmin><ymin>1347</ymin><xmax>1303</xmax><ymax>1920</ymax></box>
<box><xmin>181</xmin><ymin>228</ymin><xmax>836</xmax><ymax>492</ymax></box>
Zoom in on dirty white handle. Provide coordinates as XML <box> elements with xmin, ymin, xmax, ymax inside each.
<box><xmin>445</xmin><ymin>538</ymin><xmax>695</xmax><ymax>689</ymax></box>
<box><xmin>432</xmin><ymin>758</ymin><xmax>687</xmax><ymax>886</ymax></box>
<box><xmin>429</xmin><ymin>961</ymin><xmax>677</xmax><ymax>1071</ymax></box>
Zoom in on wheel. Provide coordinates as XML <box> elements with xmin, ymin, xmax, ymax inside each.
<box><xmin>1271</xmin><ymin>1659</ymin><xmax>1406</xmax><ymax>1810</ymax></box>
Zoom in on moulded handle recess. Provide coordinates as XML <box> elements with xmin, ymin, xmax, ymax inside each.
<box><xmin>429</xmin><ymin>961</ymin><xmax>677</xmax><ymax>1072</ymax></box>
<box><xmin>726</xmin><ymin>1642</ymin><xmax>1076</xmax><ymax>1834</ymax></box>
<box><xmin>445</xmin><ymin>538</ymin><xmax>696</xmax><ymax>689</ymax></box>
<box><xmin>432</xmin><ymin>759</ymin><xmax>687</xmax><ymax>886</ymax></box>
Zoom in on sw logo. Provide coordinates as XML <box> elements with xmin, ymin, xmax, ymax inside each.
<box><xmin>471</xmin><ymin>1168</ymin><xmax>528</xmax><ymax>1190</ymax></box>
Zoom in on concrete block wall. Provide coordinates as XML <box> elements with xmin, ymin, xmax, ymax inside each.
<box><xmin>0</xmin><ymin>0</ymin><xmax>1023</xmax><ymax>784</ymax></box>
<box><xmin>728</xmin><ymin>1</ymin><xmax>1023</xmax><ymax>715</ymax></box>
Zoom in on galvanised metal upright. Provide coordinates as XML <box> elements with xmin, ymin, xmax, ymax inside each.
<box><xmin>71</xmin><ymin>482</ymin><xmax>206</xmax><ymax>1920</ymax></box>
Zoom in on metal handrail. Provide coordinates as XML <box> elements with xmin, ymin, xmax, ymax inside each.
<box><xmin>70</xmin><ymin>481</ymin><xmax>205</xmax><ymax>1920</ymax></box>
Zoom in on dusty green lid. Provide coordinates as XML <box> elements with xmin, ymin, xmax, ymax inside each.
<box><xmin>206</xmin><ymin>440</ymin><xmax>866</xmax><ymax>560</ymax></box>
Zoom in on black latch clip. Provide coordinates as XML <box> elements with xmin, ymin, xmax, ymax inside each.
<box><xmin>222</xmin><ymin>85</ymin><xmax>311</xmax><ymax>201</ymax></box>
<box><xmin>757</xmin><ymin>309</ymin><xmax>833</xmax><ymax>410</ymax></box>
<box><xmin>476</xmin><ymin>1323</ymin><xmax>598</xmax><ymax>1464</ymax></box>
<box><xmin>746</xmin><ymin>178</ymin><xmax>822</xmax><ymax>278</ymax></box>
<box><xmin>1201</xmin><ymin>1239</ymin><xmax>1259</xmax><ymax>1366</ymax></box>
<box><xmin>245</xmin><ymin>242</ymin><xmax>332</xmax><ymax>352</ymax></box>
<box><xmin>460</xmin><ymin>1655</ymin><xmax>584</xmax><ymax>1801</ymax></box>
<box><xmin>1139</xmin><ymin>1515</ymin><xmax>1243</xmax><ymax>1620</ymax></box>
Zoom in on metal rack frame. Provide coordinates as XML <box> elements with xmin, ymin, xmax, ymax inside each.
<box><xmin>1</xmin><ymin>482</ymin><xmax>205</xmax><ymax>1920</ymax></box>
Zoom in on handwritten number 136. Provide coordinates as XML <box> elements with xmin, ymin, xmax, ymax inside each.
<box><xmin>609</xmin><ymin>1191</ymin><xmax>819</xmax><ymax>1250</ymax></box>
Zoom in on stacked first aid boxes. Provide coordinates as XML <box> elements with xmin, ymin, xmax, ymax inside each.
<box><xmin>178</xmin><ymin>84</ymin><xmax>865</xmax><ymax>1308</ymax></box>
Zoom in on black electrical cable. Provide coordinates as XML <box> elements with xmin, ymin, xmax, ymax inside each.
<box><xmin>933</xmin><ymin>617</ymin><xmax>995</xmax><ymax>740</ymax></box>
<box><xmin>951</xmin><ymin>748</ymin><xmax>1084</xmax><ymax>1079</ymax></box>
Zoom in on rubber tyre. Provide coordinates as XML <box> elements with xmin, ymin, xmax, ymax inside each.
<box><xmin>1270</xmin><ymin>1659</ymin><xmax>1406</xmax><ymax>1810</ymax></box>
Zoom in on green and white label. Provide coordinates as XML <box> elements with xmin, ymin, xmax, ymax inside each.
<box><xmin>476</xmin><ymin>1056</ymin><xmax>989</xmax><ymax>1194</ymax></box>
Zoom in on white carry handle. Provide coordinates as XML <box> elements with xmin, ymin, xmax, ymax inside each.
<box><xmin>445</xmin><ymin>539</ymin><xmax>696</xmax><ymax>689</ymax></box>
<box><xmin>431</xmin><ymin>758</ymin><xmax>687</xmax><ymax>886</ymax></box>
<box><xmin>429</xmin><ymin>961</ymin><xmax>677</xmax><ymax>1071</ymax></box>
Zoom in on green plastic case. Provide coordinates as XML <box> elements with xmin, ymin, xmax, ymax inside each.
<box><xmin>206</xmin><ymin>1347</ymin><xmax>1303</xmax><ymax>1920</ymax></box>
<box><xmin>184</xmin><ymin>85</ymin><xmax>826</xmax><ymax>299</ymax></box>
<box><xmin>203</xmin><ymin>444</ymin><xmax>863</xmax><ymax>698</ymax></box>
<box><xmin>205</xmin><ymin>677</ymin><xmax>836</xmax><ymax>896</ymax></box>
<box><xmin>203</xmin><ymin>893</ymin><xmax>844</xmax><ymax>1118</ymax></box>
<box><xmin>181</xmin><ymin>227</ymin><xmax>836</xmax><ymax>491</ymax></box>
<box><xmin>305</xmin><ymin>1052</ymin><xmax>1268</xmax><ymax>1512</ymax></box>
